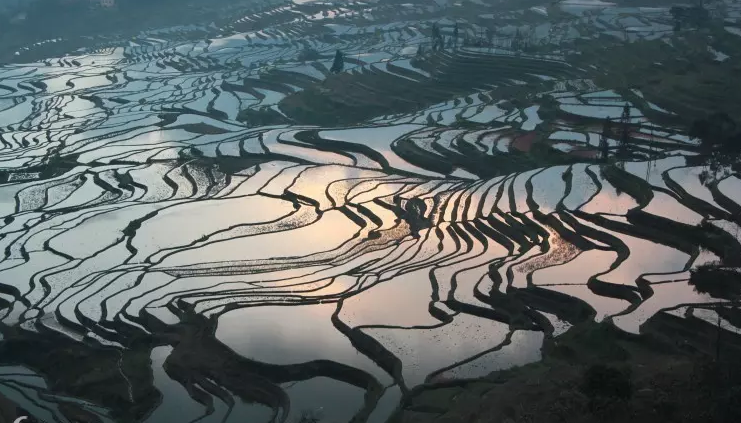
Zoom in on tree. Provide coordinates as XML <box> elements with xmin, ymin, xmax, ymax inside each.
<box><xmin>399</xmin><ymin>197</ymin><xmax>431</xmax><ymax>238</ymax></box>
<box><xmin>690</xmin><ymin>112</ymin><xmax>738</xmax><ymax>154</ymax></box>
<box><xmin>296</xmin><ymin>409</ymin><xmax>322</xmax><ymax>423</ymax></box>
<box><xmin>619</xmin><ymin>104</ymin><xmax>631</xmax><ymax>145</ymax></box>
<box><xmin>690</xmin><ymin>265</ymin><xmax>741</xmax><ymax>300</ymax></box>
<box><xmin>613</xmin><ymin>104</ymin><xmax>631</xmax><ymax>162</ymax></box>
<box><xmin>600</xmin><ymin>118</ymin><xmax>612</xmax><ymax>163</ymax></box>
<box><xmin>329</xmin><ymin>49</ymin><xmax>344</xmax><ymax>74</ymax></box>
<box><xmin>619</xmin><ymin>125</ymin><xmax>630</xmax><ymax>156</ymax></box>
<box><xmin>298</xmin><ymin>47</ymin><xmax>321</xmax><ymax>63</ymax></box>
<box><xmin>673</xmin><ymin>19</ymin><xmax>682</xmax><ymax>33</ymax></box>
<box><xmin>453</xmin><ymin>23</ymin><xmax>459</xmax><ymax>49</ymax></box>
<box><xmin>670</xmin><ymin>6</ymin><xmax>689</xmax><ymax>32</ymax></box>
<box><xmin>670</xmin><ymin>6</ymin><xmax>686</xmax><ymax>24</ymax></box>
<box><xmin>513</xmin><ymin>28</ymin><xmax>522</xmax><ymax>49</ymax></box>
<box><xmin>581</xmin><ymin>364</ymin><xmax>633</xmax><ymax>405</ymax></box>
<box><xmin>671</xmin><ymin>4</ymin><xmax>709</xmax><ymax>30</ymax></box>
<box><xmin>689</xmin><ymin>112</ymin><xmax>741</xmax><ymax>185</ymax></box>
<box><xmin>431</xmin><ymin>23</ymin><xmax>444</xmax><ymax>51</ymax></box>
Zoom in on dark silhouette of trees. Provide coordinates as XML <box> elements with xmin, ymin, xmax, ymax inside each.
<box><xmin>513</xmin><ymin>28</ymin><xmax>523</xmax><ymax>50</ymax></box>
<box><xmin>670</xmin><ymin>4</ymin><xmax>710</xmax><ymax>31</ymax></box>
<box><xmin>689</xmin><ymin>112</ymin><xmax>741</xmax><ymax>185</ymax></box>
<box><xmin>397</xmin><ymin>197</ymin><xmax>431</xmax><ymax>238</ymax></box>
<box><xmin>690</xmin><ymin>265</ymin><xmax>741</xmax><ymax>300</ymax></box>
<box><xmin>673</xmin><ymin>15</ymin><xmax>682</xmax><ymax>32</ymax></box>
<box><xmin>670</xmin><ymin>6</ymin><xmax>685</xmax><ymax>31</ymax></box>
<box><xmin>600</xmin><ymin>118</ymin><xmax>612</xmax><ymax>163</ymax></box>
<box><xmin>298</xmin><ymin>47</ymin><xmax>321</xmax><ymax>63</ymax></box>
<box><xmin>453</xmin><ymin>23</ymin><xmax>459</xmax><ymax>49</ymax></box>
<box><xmin>329</xmin><ymin>49</ymin><xmax>344</xmax><ymax>74</ymax></box>
<box><xmin>581</xmin><ymin>364</ymin><xmax>633</xmax><ymax>410</ymax></box>
<box><xmin>297</xmin><ymin>409</ymin><xmax>322</xmax><ymax>423</ymax></box>
<box><xmin>431</xmin><ymin>23</ymin><xmax>444</xmax><ymax>51</ymax></box>
<box><xmin>616</xmin><ymin>104</ymin><xmax>631</xmax><ymax>161</ymax></box>
<box><xmin>691</xmin><ymin>112</ymin><xmax>739</xmax><ymax>155</ymax></box>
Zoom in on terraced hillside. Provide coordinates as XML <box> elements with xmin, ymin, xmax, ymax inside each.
<box><xmin>0</xmin><ymin>0</ymin><xmax>740</xmax><ymax>422</ymax></box>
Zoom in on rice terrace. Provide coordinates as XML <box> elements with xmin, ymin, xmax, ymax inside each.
<box><xmin>0</xmin><ymin>0</ymin><xmax>740</xmax><ymax>422</ymax></box>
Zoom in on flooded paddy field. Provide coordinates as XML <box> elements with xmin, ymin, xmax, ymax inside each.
<box><xmin>0</xmin><ymin>0</ymin><xmax>740</xmax><ymax>422</ymax></box>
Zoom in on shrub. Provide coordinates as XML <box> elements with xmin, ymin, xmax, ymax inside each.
<box><xmin>581</xmin><ymin>364</ymin><xmax>633</xmax><ymax>401</ymax></box>
<box><xmin>689</xmin><ymin>265</ymin><xmax>741</xmax><ymax>300</ymax></box>
<box><xmin>296</xmin><ymin>409</ymin><xmax>321</xmax><ymax>423</ymax></box>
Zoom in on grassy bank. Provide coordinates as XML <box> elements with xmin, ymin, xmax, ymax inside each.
<box><xmin>391</xmin><ymin>320</ymin><xmax>741</xmax><ymax>423</ymax></box>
